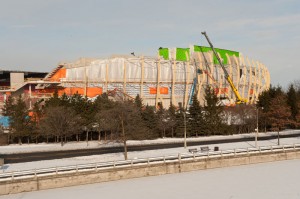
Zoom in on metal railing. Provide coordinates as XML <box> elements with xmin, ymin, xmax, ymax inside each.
<box><xmin>1</xmin><ymin>143</ymin><xmax>299</xmax><ymax>182</ymax></box>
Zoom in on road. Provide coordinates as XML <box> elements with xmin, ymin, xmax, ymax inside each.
<box><xmin>1</xmin><ymin>132</ymin><xmax>299</xmax><ymax>164</ymax></box>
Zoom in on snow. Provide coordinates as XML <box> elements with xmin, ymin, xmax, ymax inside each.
<box><xmin>0</xmin><ymin>132</ymin><xmax>299</xmax><ymax>173</ymax></box>
<box><xmin>0</xmin><ymin>130</ymin><xmax>300</xmax><ymax>198</ymax></box>
<box><xmin>1</xmin><ymin>159</ymin><xmax>300</xmax><ymax>199</ymax></box>
<box><xmin>1</xmin><ymin>130</ymin><xmax>299</xmax><ymax>154</ymax></box>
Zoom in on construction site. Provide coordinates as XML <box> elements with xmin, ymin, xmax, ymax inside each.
<box><xmin>0</xmin><ymin>33</ymin><xmax>270</xmax><ymax>112</ymax></box>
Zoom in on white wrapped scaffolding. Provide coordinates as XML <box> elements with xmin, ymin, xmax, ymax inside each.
<box><xmin>61</xmin><ymin>52</ymin><xmax>270</xmax><ymax>108</ymax></box>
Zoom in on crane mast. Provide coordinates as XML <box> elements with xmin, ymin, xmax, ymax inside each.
<box><xmin>201</xmin><ymin>31</ymin><xmax>247</xmax><ymax>104</ymax></box>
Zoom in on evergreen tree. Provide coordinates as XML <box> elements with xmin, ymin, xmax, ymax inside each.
<box><xmin>31</xmin><ymin>100</ymin><xmax>43</xmax><ymax>143</ymax></box>
<box><xmin>59</xmin><ymin>93</ymin><xmax>70</xmax><ymax>107</ymax></box>
<box><xmin>188</xmin><ymin>95</ymin><xmax>204</xmax><ymax>137</ymax></box>
<box><xmin>203</xmin><ymin>86</ymin><xmax>223</xmax><ymax>135</ymax></box>
<box><xmin>174</xmin><ymin>104</ymin><xmax>185</xmax><ymax>137</ymax></box>
<box><xmin>141</xmin><ymin>105</ymin><xmax>158</xmax><ymax>134</ymax></box>
<box><xmin>45</xmin><ymin>89</ymin><xmax>61</xmax><ymax>107</ymax></box>
<box><xmin>156</xmin><ymin>103</ymin><xmax>169</xmax><ymax>138</ymax></box>
<box><xmin>134</xmin><ymin>94</ymin><xmax>143</xmax><ymax>109</ymax></box>
<box><xmin>70</xmin><ymin>93</ymin><xmax>96</xmax><ymax>144</ymax></box>
<box><xmin>10</xmin><ymin>96</ymin><xmax>31</xmax><ymax>144</ymax></box>
<box><xmin>287</xmin><ymin>84</ymin><xmax>299</xmax><ymax>121</ymax></box>
<box><xmin>94</xmin><ymin>93</ymin><xmax>114</xmax><ymax>111</ymax></box>
<box><xmin>2</xmin><ymin>95</ymin><xmax>14</xmax><ymax>117</ymax></box>
<box><xmin>167</xmin><ymin>103</ymin><xmax>177</xmax><ymax>137</ymax></box>
<box><xmin>257</xmin><ymin>89</ymin><xmax>271</xmax><ymax>112</ymax></box>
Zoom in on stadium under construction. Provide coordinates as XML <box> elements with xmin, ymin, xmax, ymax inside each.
<box><xmin>0</xmin><ymin>42</ymin><xmax>270</xmax><ymax>111</ymax></box>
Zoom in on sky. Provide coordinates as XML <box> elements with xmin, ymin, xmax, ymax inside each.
<box><xmin>0</xmin><ymin>0</ymin><xmax>299</xmax><ymax>88</ymax></box>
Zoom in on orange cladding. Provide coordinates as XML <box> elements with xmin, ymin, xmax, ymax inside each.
<box><xmin>59</xmin><ymin>87</ymin><xmax>103</xmax><ymax>98</ymax></box>
<box><xmin>50</xmin><ymin>68</ymin><xmax>66</xmax><ymax>81</ymax></box>
<box><xmin>149</xmin><ymin>87</ymin><xmax>169</xmax><ymax>94</ymax></box>
<box><xmin>149</xmin><ymin>87</ymin><xmax>157</xmax><ymax>94</ymax></box>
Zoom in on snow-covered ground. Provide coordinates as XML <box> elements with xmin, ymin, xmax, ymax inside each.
<box><xmin>1</xmin><ymin>159</ymin><xmax>300</xmax><ymax>199</ymax></box>
<box><xmin>0</xmin><ymin>131</ymin><xmax>299</xmax><ymax>173</ymax></box>
<box><xmin>1</xmin><ymin>130</ymin><xmax>300</xmax><ymax>154</ymax></box>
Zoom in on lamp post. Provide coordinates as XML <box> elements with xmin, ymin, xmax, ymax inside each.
<box><xmin>255</xmin><ymin>106</ymin><xmax>263</xmax><ymax>148</ymax></box>
<box><xmin>255</xmin><ymin>108</ymin><xmax>258</xmax><ymax>148</ymax></box>
<box><xmin>183</xmin><ymin>111</ymin><xmax>187</xmax><ymax>149</ymax></box>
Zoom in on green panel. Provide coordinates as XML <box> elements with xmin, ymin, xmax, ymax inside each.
<box><xmin>194</xmin><ymin>45</ymin><xmax>239</xmax><ymax>64</ymax></box>
<box><xmin>194</xmin><ymin>45</ymin><xmax>211</xmax><ymax>53</ymax></box>
<box><xmin>176</xmin><ymin>48</ymin><xmax>190</xmax><ymax>61</ymax></box>
<box><xmin>214</xmin><ymin>48</ymin><xmax>239</xmax><ymax>65</ymax></box>
<box><xmin>159</xmin><ymin>48</ymin><xmax>169</xmax><ymax>60</ymax></box>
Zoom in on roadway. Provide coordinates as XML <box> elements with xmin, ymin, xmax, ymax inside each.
<box><xmin>1</xmin><ymin>132</ymin><xmax>300</xmax><ymax>164</ymax></box>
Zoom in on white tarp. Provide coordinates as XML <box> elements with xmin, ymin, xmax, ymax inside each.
<box><xmin>66</xmin><ymin>58</ymin><xmax>196</xmax><ymax>83</ymax></box>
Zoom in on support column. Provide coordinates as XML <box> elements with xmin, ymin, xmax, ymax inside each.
<box><xmin>246</xmin><ymin>57</ymin><xmax>252</xmax><ymax>104</ymax></box>
<box><xmin>172</xmin><ymin>51</ymin><xmax>177</xmax><ymax>106</ymax></box>
<box><xmin>140</xmin><ymin>56</ymin><xmax>144</xmax><ymax>98</ymax></box>
<box><xmin>256</xmin><ymin>61</ymin><xmax>262</xmax><ymax>102</ymax></box>
<box><xmin>240</xmin><ymin>55</ymin><xmax>247</xmax><ymax>99</ymax></box>
<box><xmin>233</xmin><ymin>55</ymin><xmax>240</xmax><ymax>99</ymax></box>
<box><xmin>183</xmin><ymin>52</ymin><xmax>190</xmax><ymax>109</ymax></box>
<box><xmin>251</xmin><ymin>60</ymin><xmax>257</xmax><ymax>104</ymax></box>
<box><xmin>196</xmin><ymin>52</ymin><xmax>205</xmax><ymax>103</ymax></box>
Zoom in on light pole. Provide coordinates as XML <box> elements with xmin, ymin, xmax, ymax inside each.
<box><xmin>255</xmin><ymin>107</ymin><xmax>263</xmax><ymax>148</ymax></box>
<box><xmin>183</xmin><ymin>111</ymin><xmax>187</xmax><ymax>149</ymax></box>
<box><xmin>255</xmin><ymin>108</ymin><xmax>258</xmax><ymax>148</ymax></box>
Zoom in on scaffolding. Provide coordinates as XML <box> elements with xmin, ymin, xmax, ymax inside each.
<box><xmin>55</xmin><ymin>47</ymin><xmax>270</xmax><ymax>109</ymax></box>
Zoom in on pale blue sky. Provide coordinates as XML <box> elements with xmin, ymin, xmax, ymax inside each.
<box><xmin>0</xmin><ymin>0</ymin><xmax>299</xmax><ymax>88</ymax></box>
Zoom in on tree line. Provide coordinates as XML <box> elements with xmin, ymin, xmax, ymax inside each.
<box><xmin>2</xmin><ymin>83</ymin><xmax>300</xmax><ymax>158</ymax></box>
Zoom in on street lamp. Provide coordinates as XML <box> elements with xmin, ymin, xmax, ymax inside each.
<box><xmin>183</xmin><ymin>110</ymin><xmax>187</xmax><ymax>149</ymax></box>
<box><xmin>255</xmin><ymin>106</ymin><xmax>263</xmax><ymax>148</ymax></box>
<box><xmin>255</xmin><ymin>108</ymin><xmax>258</xmax><ymax>148</ymax></box>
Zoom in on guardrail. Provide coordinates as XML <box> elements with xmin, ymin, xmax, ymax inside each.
<box><xmin>1</xmin><ymin>143</ymin><xmax>300</xmax><ymax>182</ymax></box>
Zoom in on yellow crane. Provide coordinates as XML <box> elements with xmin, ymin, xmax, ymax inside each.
<box><xmin>201</xmin><ymin>31</ymin><xmax>247</xmax><ymax>104</ymax></box>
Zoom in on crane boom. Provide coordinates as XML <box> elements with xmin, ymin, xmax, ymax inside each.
<box><xmin>201</xmin><ymin>31</ymin><xmax>247</xmax><ymax>104</ymax></box>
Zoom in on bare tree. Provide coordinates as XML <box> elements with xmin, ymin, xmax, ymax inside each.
<box><xmin>39</xmin><ymin>106</ymin><xmax>82</xmax><ymax>146</ymax></box>
<box><xmin>264</xmin><ymin>94</ymin><xmax>291</xmax><ymax>145</ymax></box>
<box><xmin>223</xmin><ymin>104</ymin><xmax>256</xmax><ymax>134</ymax></box>
<box><xmin>101</xmin><ymin>100</ymin><xmax>151</xmax><ymax>160</ymax></box>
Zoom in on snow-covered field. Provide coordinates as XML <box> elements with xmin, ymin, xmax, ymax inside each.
<box><xmin>0</xmin><ymin>131</ymin><xmax>299</xmax><ymax>173</ymax></box>
<box><xmin>1</xmin><ymin>159</ymin><xmax>300</xmax><ymax>199</ymax></box>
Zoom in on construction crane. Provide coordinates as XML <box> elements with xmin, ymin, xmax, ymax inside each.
<box><xmin>201</xmin><ymin>31</ymin><xmax>247</xmax><ymax>104</ymax></box>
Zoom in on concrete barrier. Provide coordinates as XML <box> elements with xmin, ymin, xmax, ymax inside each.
<box><xmin>1</xmin><ymin>149</ymin><xmax>300</xmax><ymax>195</ymax></box>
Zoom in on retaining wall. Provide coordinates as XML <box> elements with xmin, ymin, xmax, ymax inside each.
<box><xmin>1</xmin><ymin>149</ymin><xmax>300</xmax><ymax>195</ymax></box>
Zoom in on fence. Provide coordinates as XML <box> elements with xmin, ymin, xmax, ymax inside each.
<box><xmin>1</xmin><ymin>143</ymin><xmax>300</xmax><ymax>182</ymax></box>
